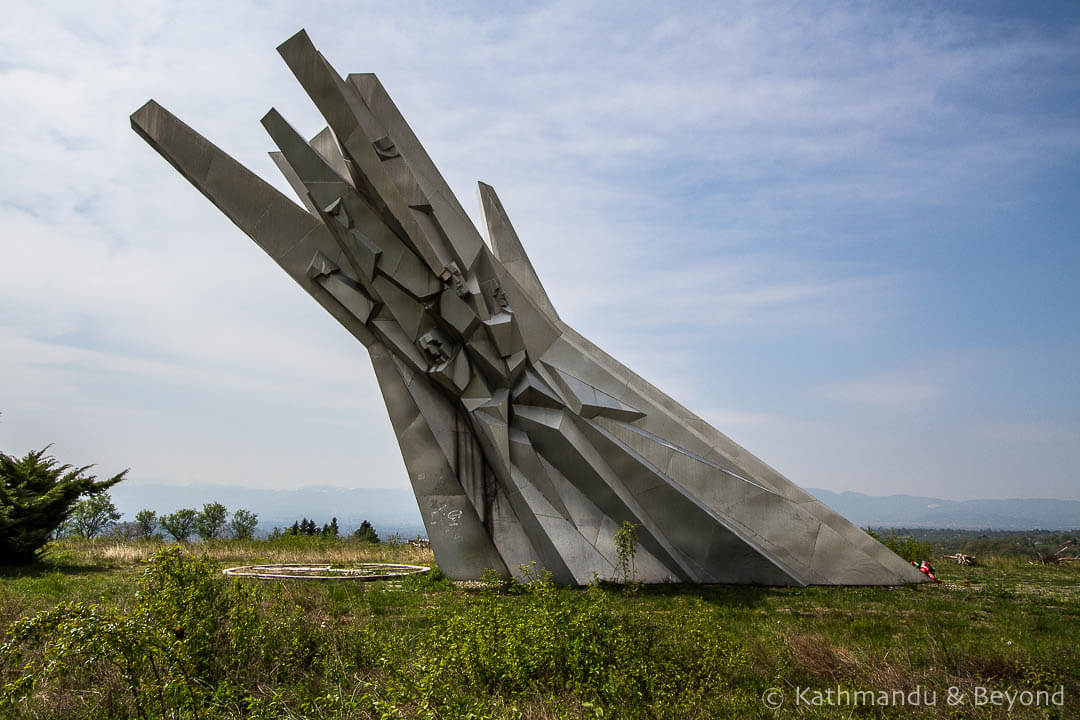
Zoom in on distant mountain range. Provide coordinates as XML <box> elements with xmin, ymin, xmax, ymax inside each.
<box><xmin>110</xmin><ymin>483</ymin><xmax>1080</xmax><ymax>537</ymax></box>
<box><xmin>807</xmin><ymin>489</ymin><xmax>1080</xmax><ymax>530</ymax></box>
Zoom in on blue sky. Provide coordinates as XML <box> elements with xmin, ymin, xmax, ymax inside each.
<box><xmin>1</xmin><ymin>1</ymin><xmax>1077</xmax><ymax>500</ymax></box>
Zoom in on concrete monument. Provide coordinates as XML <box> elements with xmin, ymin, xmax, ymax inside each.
<box><xmin>132</xmin><ymin>30</ymin><xmax>925</xmax><ymax>585</ymax></box>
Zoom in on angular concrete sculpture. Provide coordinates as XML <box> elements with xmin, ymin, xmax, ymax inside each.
<box><xmin>132</xmin><ymin>30</ymin><xmax>925</xmax><ymax>585</ymax></box>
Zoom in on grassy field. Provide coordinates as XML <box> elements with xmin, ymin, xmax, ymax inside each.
<box><xmin>1</xmin><ymin>538</ymin><xmax>1077</xmax><ymax>719</ymax></box>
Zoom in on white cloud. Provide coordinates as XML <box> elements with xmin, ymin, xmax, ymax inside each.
<box><xmin>0</xmin><ymin>0</ymin><xmax>1076</xmax><ymax>502</ymax></box>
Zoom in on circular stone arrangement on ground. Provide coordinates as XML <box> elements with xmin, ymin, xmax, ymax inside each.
<box><xmin>222</xmin><ymin>563</ymin><xmax>431</xmax><ymax>581</ymax></box>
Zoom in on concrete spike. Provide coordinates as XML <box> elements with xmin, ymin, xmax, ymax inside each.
<box><xmin>478</xmin><ymin>181</ymin><xmax>560</xmax><ymax>323</ymax></box>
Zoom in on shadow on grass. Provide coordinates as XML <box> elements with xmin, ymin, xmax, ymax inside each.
<box><xmin>629</xmin><ymin>582</ymin><xmax>774</xmax><ymax>609</ymax></box>
<box><xmin>558</xmin><ymin>578</ymin><xmax>926</xmax><ymax>610</ymax></box>
<box><xmin>0</xmin><ymin>558</ymin><xmax>116</xmax><ymax>579</ymax></box>
<box><xmin>466</xmin><ymin>580</ymin><xmax>777</xmax><ymax>610</ymax></box>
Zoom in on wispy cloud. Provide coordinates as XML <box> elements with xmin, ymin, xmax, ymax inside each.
<box><xmin>813</xmin><ymin>374</ymin><xmax>945</xmax><ymax>411</ymax></box>
<box><xmin>0</xmin><ymin>1</ymin><xmax>1077</xmax><ymax>500</ymax></box>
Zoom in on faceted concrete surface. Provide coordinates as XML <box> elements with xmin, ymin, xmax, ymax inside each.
<box><xmin>132</xmin><ymin>29</ymin><xmax>926</xmax><ymax>586</ymax></box>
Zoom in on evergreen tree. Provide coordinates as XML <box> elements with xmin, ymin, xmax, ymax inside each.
<box><xmin>353</xmin><ymin>520</ymin><xmax>379</xmax><ymax>544</ymax></box>
<box><xmin>0</xmin><ymin>446</ymin><xmax>126</xmax><ymax>564</ymax></box>
<box><xmin>328</xmin><ymin>517</ymin><xmax>339</xmax><ymax>537</ymax></box>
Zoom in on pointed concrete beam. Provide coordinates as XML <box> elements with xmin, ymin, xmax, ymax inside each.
<box><xmin>263</xmin><ymin>109</ymin><xmax>441</xmax><ymax>300</ymax></box>
<box><xmin>265</xmin><ymin>112</ymin><xmax>378</xmax><ymax>270</ymax></box>
<box><xmin>478</xmin><ymin>182</ymin><xmax>560</xmax><ymax>323</ymax></box>
<box><xmin>277</xmin><ymin>29</ymin><xmax>452</xmax><ymax>276</ymax></box>
<box><xmin>130</xmin><ymin>100</ymin><xmax>377</xmax><ymax>348</ymax></box>
<box><xmin>349</xmin><ymin>72</ymin><xmax>486</xmax><ymax>272</ymax></box>
<box><xmin>132</xmin><ymin>100</ymin><xmax>318</xmax><ymax>258</ymax></box>
<box><xmin>576</xmin><ymin>416</ymin><xmax>802</xmax><ymax>585</ymax></box>
<box><xmin>488</xmin><ymin>257</ymin><xmax>561</xmax><ymax>363</ymax></box>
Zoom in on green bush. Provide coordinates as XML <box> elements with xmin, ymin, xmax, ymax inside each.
<box><xmin>866</xmin><ymin>526</ymin><xmax>936</xmax><ymax>562</ymax></box>
<box><xmin>0</xmin><ymin>546</ymin><xmax>313</xmax><ymax>718</ymax></box>
<box><xmin>0</xmin><ymin>551</ymin><xmax>767</xmax><ymax>718</ymax></box>
<box><xmin>394</xmin><ymin>572</ymin><xmax>753</xmax><ymax>717</ymax></box>
<box><xmin>0</xmin><ymin>447</ymin><xmax>126</xmax><ymax>564</ymax></box>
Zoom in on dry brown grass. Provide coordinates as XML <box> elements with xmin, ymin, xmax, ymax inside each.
<box><xmin>52</xmin><ymin>537</ymin><xmax>435</xmax><ymax>569</ymax></box>
<box><xmin>784</xmin><ymin>630</ymin><xmax>932</xmax><ymax>696</ymax></box>
<box><xmin>784</xmin><ymin>631</ymin><xmax>857</xmax><ymax>682</ymax></box>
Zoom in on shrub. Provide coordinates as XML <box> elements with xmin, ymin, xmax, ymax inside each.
<box><xmin>0</xmin><ymin>446</ymin><xmax>126</xmax><ymax>564</ymax></box>
<box><xmin>615</xmin><ymin>520</ymin><xmax>638</xmax><ymax>584</ymax></box>
<box><xmin>866</xmin><ymin>527</ymin><xmax>936</xmax><ymax>562</ymax></box>
<box><xmin>400</xmin><ymin>572</ymin><xmax>751</xmax><ymax>717</ymax></box>
<box><xmin>0</xmin><ymin>547</ymin><xmax>313</xmax><ymax>718</ymax></box>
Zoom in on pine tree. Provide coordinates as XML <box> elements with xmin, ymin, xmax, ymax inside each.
<box><xmin>0</xmin><ymin>446</ymin><xmax>126</xmax><ymax>564</ymax></box>
<box><xmin>353</xmin><ymin>520</ymin><xmax>379</xmax><ymax>544</ymax></box>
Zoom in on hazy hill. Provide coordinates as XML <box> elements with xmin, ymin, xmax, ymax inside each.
<box><xmin>110</xmin><ymin>482</ymin><xmax>1079</xmax><ymax>537</ymax></box>
<box><xmin>808</xmin><ymin>489</ymin><xmax>1080</xmax><ymax>530</ymax></box>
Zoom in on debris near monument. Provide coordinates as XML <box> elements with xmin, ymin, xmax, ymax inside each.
<box><xmin>1031</xmin><ymin>538</ymin><xmax>1076</xmax><ymax>565</ymax></box>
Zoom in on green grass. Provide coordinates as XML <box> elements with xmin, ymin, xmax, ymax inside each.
<box><xmin>1</xmin><ymin>539</ymin><xmax>1077</xmax><ymax>719</ymax></box>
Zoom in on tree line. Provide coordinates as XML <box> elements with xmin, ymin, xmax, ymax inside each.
<box><xmin>57</xmin><ymin>493</ymin><xmax>259</xmax><ymax>542</ymax></box>
<box><xmin>268</xmin><ymin>517</ymin><xmax>380</xmax><ymax>543</ymax></box>
<box><xmin>2</xmin><ymin>444</ymin><xmax>383</xmax><ymax>565</ymax></box>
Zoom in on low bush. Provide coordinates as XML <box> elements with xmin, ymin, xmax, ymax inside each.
<box><xmin>387</xmin><ymin>569</ymin><xmax>756</xmax><ymax>718</ymax></box>
<box><xmin>866</xmin><ymin>527</ymin><xmax>936</xmax><ymax>562</ymax></box>
<box><xmin>0</xmin><ymin>546</ymin><xmax>314</xmax><ymax>718</ymax></box>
